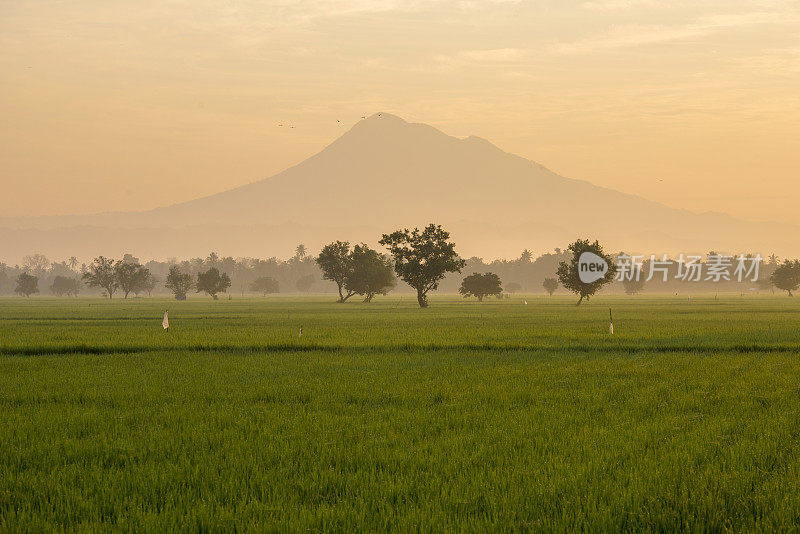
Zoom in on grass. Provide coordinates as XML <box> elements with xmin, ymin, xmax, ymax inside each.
<box><xmin>2</xmin><ymin>294</ymin><xmax>800</xmax><ymax>531</ymax></box>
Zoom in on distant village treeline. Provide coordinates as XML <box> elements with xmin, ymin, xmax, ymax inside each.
<box><xmin>0</xmin><ymin>245</ymin><xmax>786</xmax><ymax>298</ymax></box>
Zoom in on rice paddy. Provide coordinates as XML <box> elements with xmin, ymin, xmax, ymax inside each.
<box><xmin>2</xmin><ymin>294</ymin><xmax>800</xmax><ymax>531</ymax></box>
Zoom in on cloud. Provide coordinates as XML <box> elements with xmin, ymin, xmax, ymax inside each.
<box><xmin>551</xmin><ymin>10</ymin><xmax>800</xmax><ymax>53</ymax></box>
<box><xmin>580</xmin><ymin>0</ymin><xmax>663</xmax><ymax>11</ymax></box>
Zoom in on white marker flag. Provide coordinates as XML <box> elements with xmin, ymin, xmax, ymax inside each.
<box><xmin>162</xmin><ymin>311</ymin><xmax>169</xmax><ymax>330</ymax></box>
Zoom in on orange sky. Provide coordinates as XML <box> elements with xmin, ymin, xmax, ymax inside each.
<box><xmin>1</xmin><ymin>0</ymin><xmax>799</xmax><ymax>223</ymax></box>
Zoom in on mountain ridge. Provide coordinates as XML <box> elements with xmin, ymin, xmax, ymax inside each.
<box><xmin>0</xmin><ymin>113</ymin><xmax>794</xmax><ymax>262</ymax></box>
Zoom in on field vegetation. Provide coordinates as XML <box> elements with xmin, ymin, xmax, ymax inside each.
<box><xmin>2</xmin><ymin>295</ymin><xmax>800</xmax><ymax>530</ymax></box>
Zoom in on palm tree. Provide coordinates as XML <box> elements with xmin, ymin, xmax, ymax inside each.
<box><xmin>68</xmin><ymin>256</ymin><xmax>79</xmax><ymax>271</ymax></box>
<box><xmin>295</xmin><ymin>244</ymin><xmax>307</xmax><ymax>260</ymax></box>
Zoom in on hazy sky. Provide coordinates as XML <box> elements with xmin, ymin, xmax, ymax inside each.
<box><xmin>2</xmin><ymin>0</ymin><xmax>799</xmax><ymax>223</ymax></box>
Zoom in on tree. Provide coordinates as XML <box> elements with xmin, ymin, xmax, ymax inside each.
<box><xmin>251</xmin><ymin>276</ymin><xmax>280</xmax><ymax>296</ymax></box>
<box><xmin>756</xmin><ymin>277</ymin><xmax>775</xmax><ymax>294</ymax></box>
<box><xmin>556</xmin><ymin>239</ymin><xmax>616</xmax><ymax>305</ymax></box>
<box><xmin>316</xmin><ymin>241</ymin><xmax>356</xmax><ymax>302</ymax></box>
<box><xmin>82</xmin><ymin>256</ymin><xmax>118</xmax><ymax>298</ymax></box>
<box><xmin>67</xmin><ymin>256</ymin><xmax>79</xmax><ymax>272</ymax></box>
<box><xmin>295</xmin><ymin>244</ymin><xmax>307</xmax><ymax>260</ymax></box>
<box><xmin>137</xmin><ymin>272</ymin><xmax>158</xmax><ymax>297</ymax></box>
<box><xmin>505</xmin><ymin>282</ymin><xmax>522</xmax><ymax>294</ymax></box>
<box><xmin>771</xmin><ymin>260</ymin><xmax>800</xmax><ymax>296</ymax></box>
<box><xmin>459</xmin><ymin>272</ymin><xmax>502</xmax><ymax>302</ymax></box>
<box><xmin>622</xmin><ymin>278</ymin><xmax>646</xmax><ymax>295</ymax></box>
<box><xmin>15</xmin><ymin>273</ymin><xmax>39</xmax><ymax>297</ymax></box>
<box><xmin>379</xmin><ymin>224</ymin><xmax>466</xmax><ymax>308</ymax></box>
<box><xmin>115</xmin><ymin>262</ymin><xmax>151</xmax><ymax>298</ymax></box>
<box><xmin>165</xmin><ymin>266</ymin><xmax>194</xmax><ymax>300</ymax></box>
<box><xmin>542</xmin><ymin>277</ymin><xmax>558</xmax><ymax>296</ymax></box>
<box><xmin>196</xmin><ymin>267</ymin><xmax>231</xmax><ymax>299</ymax></box>
<box><xmin>295</xmin><ymin>274</ymin><xmax>315</xmax><ymax>293</ymax></box>
<box><xmin>23</xmin><ymin>254</ymin><xmax>49</xmax><ymax>277</ymax></box>
<box><xmin>50</xmin><ymin>276</ymin><xmax>80</xmax><ymax>297</ymax></box>
<box><xmin>345</xmin><ymin>243</ymin><xmax>396</xmax><ymax>302</ymax></box>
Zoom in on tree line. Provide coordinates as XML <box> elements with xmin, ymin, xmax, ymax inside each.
<box><xmin>2</xmin><ymin>227</ymin><xmax>796</xmax><ymax>303</ymax></box>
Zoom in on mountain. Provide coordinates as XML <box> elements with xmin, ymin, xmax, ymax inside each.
<box><xmin>0</xmin><ymin>113</ymin><xmax>792</xmax><ymax>262</ymax></box>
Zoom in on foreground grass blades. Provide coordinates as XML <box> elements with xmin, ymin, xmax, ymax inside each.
<box><xmin>2</xmin><ymin>295</ymin><xmax>800</xmax><ymax>530</ymax></box>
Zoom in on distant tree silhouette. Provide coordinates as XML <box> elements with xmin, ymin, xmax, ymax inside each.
<box><xmin>196</xmin><ymin>267</ymin><xmax>231</xmax><ymax>299</ymax></box>
<box><xmin>316</xmin><ymin>241</ymin><xmax>356</xmax><ymax>302</ymax></box>
<box><xmin>557</xmin><ymin>239</ymin><xmax>616</xmax><ymax>305</ymax></box>
<box><xmin>756</xmin><ymin>277</ymin><xmax>774</xmax><ymax>294</ymax></box>
<box><xmin>165</xmin><ymin>266</ymin><xmax>194</xmax><ymax>300</ymax></box>
<box><xmin>251</xmin><ymin>276</ymin><xmax>280</xmax><ymax>296</ymax></box>
<box><xmin>505</xmin><ymin>282</ymin><xmax>522</xmax><ymax>294</ymax></box>
<box><xmin>345</xmin><ymin>244</ymin><xmax>395</xmax><ymax>303</ymax></box>
<box><xmin>83</xmin><ymin>256</ymin><xmax>118</xmax><ymax>298</ymax></box>
<box><xmin>459</xmin><ymin>272</ymin><xmax>502</xmax><ymax>302</ymax></box>
<box><xmin>771</xmin><ymin>260</ymin><xmax>800</xmax><ymax>296</ymax></box>
<box><xmin>67</xmin><ymin>256</ymin><xmax>79</xmax><ymax>272</ymax></box>
<box><xmin>15</xmin><ymin>273</ymin><xmax>39</xmax><ymax>297</ymax></box>
<box><xmin>622</xmin><ymin>278</ymin><xmax>646</xmax><ymax>295</ymax></box>
<box><xmin>379</xmin><ymin>224</ymin><xmax>465</xmax><ymax>308</ymax></box>
<box><xmin>50</xmin><ymin>276</ymin><xmax>80</xmax><ymax>297</ymax></box>
<box><xmin>23</xmin><ymin>254</ymin><xmax>49</xmax><ymax>277</ymax></box>
<box><xmin>295</xmin><ymin>274</ymin><xmax>315</xmax><ymax>293</ymax></box>
<box><xmin>139</xmin><ymin>272</ymin><xmax>158</xmax><ymax>297</ymax></box>
<box><xmin>542</xmin><ymin>277</ymin><xmax>558</xmax><ymax>296</ymax></box>
<box><xmin>295</xmin><ymin>244</ymin><xmax>307</xmax><ymax>260</ymax></box>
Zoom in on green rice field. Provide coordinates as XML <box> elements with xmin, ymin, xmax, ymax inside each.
<box><xmin>2</xmin><ymin>294</ymin><xmax>800</xmax><ymax>531</ymax></box>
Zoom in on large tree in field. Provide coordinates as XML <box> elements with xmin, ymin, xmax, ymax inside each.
<box><xmin>165</xmin><ymin>266</ymin><xmax>194</xmax><ymax>300</ymax></box>
<box><xmin>771</xmin><ymin>260</ymin><xmax>800</xmax><ymax>296</ymax></box>
<box><xmin>82</xmin><ymin>256</ymin><xmax>118</xmax><ymax>298</ymax></box>
<box><xmin>345</xmin><ymin>244</ymin><xmax>396</xmax><ymax>303</ymax></box>
<box><xmin>459</xmin><ymin>272</ymin><xmax>502</xmax><ymax>302</ymax></box>
<box><xmin>557</xmin><ymin>239</ymin><xmax>616</xmax><ymax>305</ymax></box>
<box><xmin>50</xmin><ymin>276</ymin><xmax>80</xmax><ymax>297</ymax></box>
<box><xmin>316</xmin><ymin>241</ymin><xmax>356</xmax><ymax>302</ymax></box>
<box><xmin>379</xmin><ymin>224</ymin><xmax>466</xmax><ymax>308</ymax></box>
<box><xmin>115</xmin><ymin>262</ymin><xmax>151</xmax><ymax>298</ymax></box>
<box><xmin>15</xmin><ymin>273</ymin><xmax>39</xmax><ymax>297</ymax></box>
<box><xmin>542</xmin><ymin>277</ymin><xmax>558</xmax><ymax>296</ymax></box>
<box><xmin>196</xmin><ymin>267</ymin><xmax>231</xmax><ymax>299</ymax></box>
